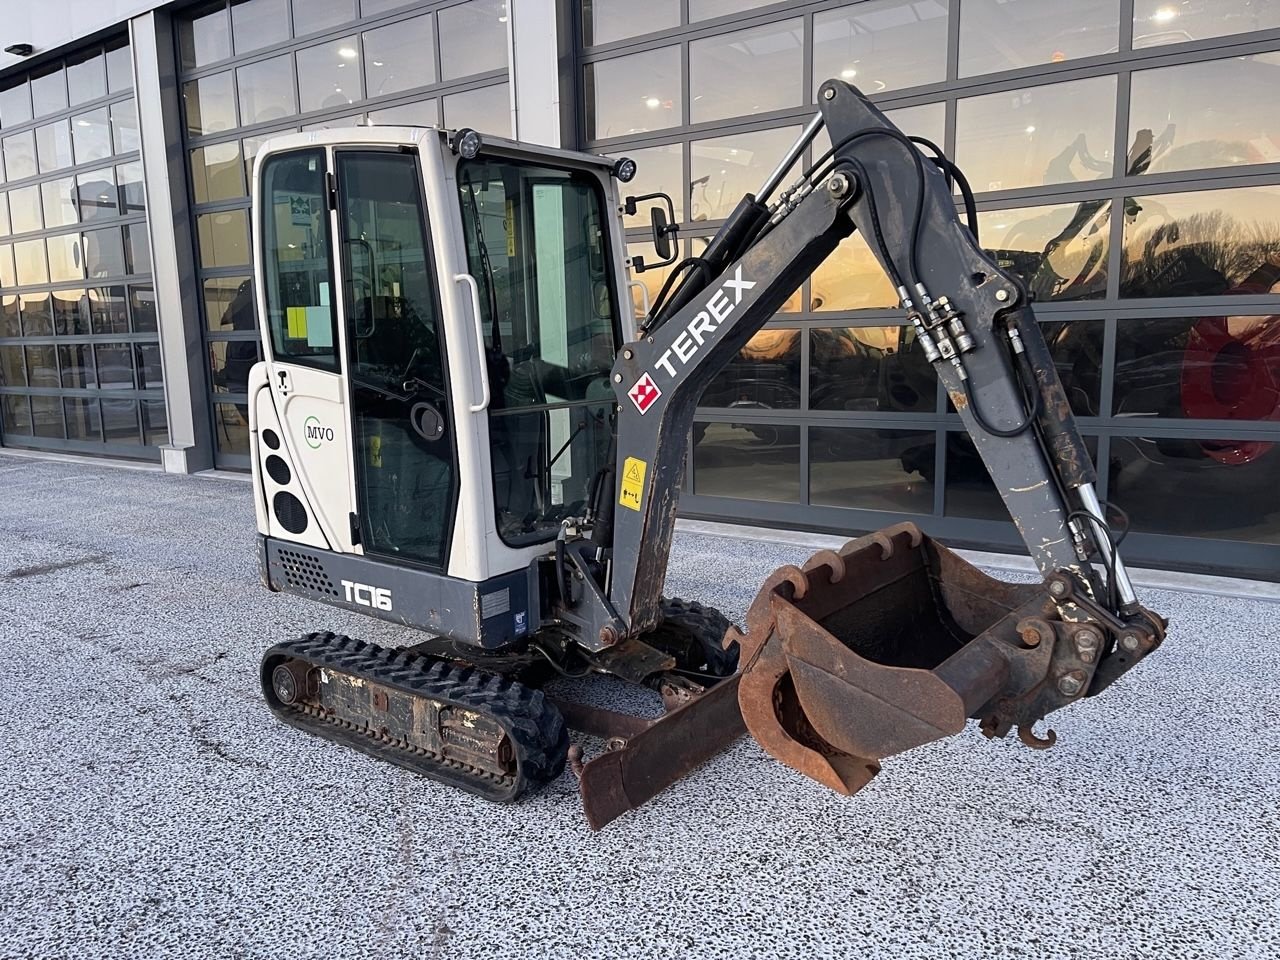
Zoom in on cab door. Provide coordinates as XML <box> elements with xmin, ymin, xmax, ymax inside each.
<box><xmin>335</xmin><ymin>149</ymin><xmax>458</xmax><ymax>570</ymax></box>
<box><xmin>257</xmin><ymin>147</ymin><xmax>354</xmax><ymax>551</ymax></box>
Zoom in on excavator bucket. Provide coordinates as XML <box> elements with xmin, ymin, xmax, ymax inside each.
<box><xmin>735</xmin><ymin>522</ymin><xmax>1078</xmax><ymax>796</ymax></box>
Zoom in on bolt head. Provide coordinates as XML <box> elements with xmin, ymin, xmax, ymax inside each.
<box><xmin>995</xmin><ymin>289</ymin><xmax>1010</xmax><ymax>302</ymax></box>
<box><xmin>823</xmin><ymin>87</ymin><xmax>836</xmax><ymax>100</ymax></box>
<box><xmin>1048</xmin><ymin>579</ymin><xmax>1068</xmax><ymax>598</ymax></box>
<box><xmin>1120</xmin><ymin>633</ymin><xmax>1141</xmax><ymax>652</ymax></box>
<box><xmin>1073</xmin><ymin>629</ymin><xmax>1099</xmax><ymax>650</ymax></box>
<box><xmin>1057</xmin><ymin>671</ymin><xmax>1086</xmax><ymax>697</ymax></box>
<box><xmin>613</xmin><ymin>373</ymin><xmax>623</xmax><ymax>383</ymax></box>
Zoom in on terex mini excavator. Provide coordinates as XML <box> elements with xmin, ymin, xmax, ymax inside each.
<box><xmin>248</xmin><ymin>81</ymin><xmax>1166</xmax><ymax>829</ymax></box>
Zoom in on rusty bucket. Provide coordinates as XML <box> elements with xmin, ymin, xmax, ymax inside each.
<box><xmin>735</xmin><ymin>522</ymin><xmax>1070</xmax><ymax>796</ymax></box>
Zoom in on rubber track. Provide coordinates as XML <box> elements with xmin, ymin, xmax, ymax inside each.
<box><xmin>655</xmin><ymin>597</ymin><xmax>740</xmax><ymax>677</ymax></box>
<box><xmin>261</xmin><ymin>632</ymin><xmax>568</xmax><ymax>802</ymax></box>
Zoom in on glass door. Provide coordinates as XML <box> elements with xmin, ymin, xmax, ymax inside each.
<box><xmin>337</xmin><ymin>150</ymin><xmax>457</xmax><ymax>569</ymax></box>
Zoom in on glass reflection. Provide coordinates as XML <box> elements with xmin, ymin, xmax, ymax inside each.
<box><xmin>111</xmin><ymin>100</ymin><xmax>140</xmax><ymax>154</ymax></box>
<box><xmin>125</xmin><ymin>226</ymin><xmax>151</xmax><ymax>275</ymax></box>
<box><xmin>116</xmin><ymin>162</ymin><xmax>145</xmax><ymax>214</ymax></box>
<box><xmin>205</xmin><ymin>276</ymin><xmax>253</xmax><ymax>332</ymax></box>
<box><xmin>438</xmin><ymin>0</ymin><xmax>509</xmax><ymax>80</ymax></box>
<box><xmin>3</xmin><ymin>132</ymin><xmax>37</xmax><ymax>182</ymax></box>
<box><xmin>809</xmin><ymin>232</ymin><xmax>897</xmax><ymax>311</ymax></box>
<box><xmin>231</xmin><ymin>0</ymin><xmax>290</xmax><ymax>55</ymax></box>
<box><xmin>1113</xmin><ymin>315</ymin><xmax>1280</xmax><ymax>426</ymax></box>
<box><xmin>53</xmin><ymin>291</ymin><xmax>89</xmax><ymax>336</ymax></box>
<box><xmin>198</xmin><ymin>210</ymin><xmax>250</xmax><ymax>268</ymax></box>
<box><xmin>14</xmin><ymin>239</ymin><xmax>48</xmax><ymax>286</ymax></box>
<box><xmin>31</xmin><ymin>396</ymin><xmax>65</xmax><ymax>439</ymax></box>
<box><xmin>692</xmin><ymin>421</ymin><xmax>800</xmax><ymax>502</ymax></box>
<box><xmin>64</xmin><ymin>399</ymin><xmax>102</xmax><ymax>442</ymax></box>
<box><xmin>130</xmin><ymin>286</ymin><xmax>158</xmax><ymax>333</ymax></box>
<box><xmin>613</xmin><ymin>144</ymin><xmax>682</xmax><ymax>228</ymax></box>
<box><xmin>83</xmin><ymin>227</ymin><xmax>125</xmax><ymax>278</ymax></box>
<box><xmin>977</xmin><ymin>200</ymin><xmax>1111</xmax><ymax>302</ymax></box>
<box><xmin>8</xmin><ymin>185</ymin><xmax>41</xmax><ymax>234</ymax></box>
<box><xmin>364</xmin><ymin>14</ymin><xmax>436</xmax><ymax>97</ymax></box>
<box><xmin>367</xmin><ymin>100</ymin><xmax>438</xmax><ymax>126</ymax></box>
<box><xmin>42</xmin><ymin>178</ymin><xmax>78</xmax><ymax>229</ymax></box>
<box><xmin>102</xmin><ymin>399</ymin><xmax>140</xmax><ymax>443</ymax></box>
<box><xmin>690</xmin><ymin>127</ymin><xmax>801</xmax><ymax>223</ymax></box>
<box><xmin>31</xmin><ymin>67</ymin><xmax>68</xmax><ymax>118</ymax></box>
<box><xmin>690</xmin><ymin>20</ymin><xmax>802</xmax><ymax>125</ymax></box>
<box><xmin>1110</xmin><ymin>436</ymin><xmax>1280</xmax><ymax>541</ymax></box>
<box><xmin>1121</xmin><ymin>186</ymin><xmax>1280</xmax><ymax>298</ymax></box>
<box><xmin>955</xmin><ymin>75</ymin><xmax>1117</xmax><ymax>192</ymax></box>
<box><xmin>1043</xmin><ymin>320</ymin><xmax>1104</xmax><ymax>417</ymax></box>
<box><xmin>1134</xmin><ymin>0</ymin><xmax>1280</xmax><ymax>49</ymax></box>
<box><xmin>184</xmin><ymin>73</ymin><xmax>237</xmax><ymax>136</ymax></box>
<box><xmin>67</xmin><ymin>51</ymin><xmax>107</xmax><ymax>106</ymax></box>
<box><xmin>587</xmin><ymin>46</ymin><xmax>682</xmax><ymax>140</ymax></box>
<box><xmin>73</xmin><ymin>108</ymin><xmax>112</xmax><ymax>164</ymax></box>
<box><xmin>47</xmin><ymin>233</ymin><xmax>83</xmax><ymax>283</ymax></box>
<box><xmin>214</xmin><ymin>402</ymin><xmax>250</xmax><ymax>455</ymax></box>
<box><xmin>21</xmin><ymin>295</ymin><xmax>54</xmax><ymax>333</ymax></box>
<box><xmin>76</xmin><ymin>169</ymin><xmax>117</xmax><ymax>222</ymax></box>
<box><xmin>293</xmin><ymin>0</ymin><xmax>355</xmax><ymax>36</ymax></box>
<box><xmin>0</xmin><ymin>244</ymin><xmax>11</xmax><ymax>287</ymax></box>
<box><xmin>25</xmin><ymin>344</ymin><xmax>58</xmax><ymax>385</ymax></box>
<box><xmin>959</xmin><ymin>0</ymin><xmax>1117</xmax><ymax>77</ymax></box>
<box><xmin>1</xmin><ymin>395</ymin><xmax>32</xmax><ymax>435</ymax></box>
<box><xmin>0</xmin><ymin>344</ymin><xmax>24</xmax><ymax>384</ymax></box>
<box><xmin>0</xmin><ymin>81</ymin><xmax>33</xmax><ymax>128</ymax></box>
<box><xmin>813</xmin><ymin>0</ymin><xmax>949</xmax><ymax>97</ymax></box>
<box><xmin>96</xmin><ymin>343</ymin><xmax>134</xmax><ymax>389</ymax></box>
<box><xmin>180</xmin><ymin>2</ymin><xmax>231</xmax><ymax>70</ymax></box>
<box><xmin>105</xmin><ymin>42</ymin><xmax>132</xmax><ymax>93</ymax></box>
<box><xmin>58</xmin><ymin>343</ymin><xmax>95</xmax><ymax>387</ymax></box>
<box><xmin>627</xmin><ymin>240</ymin><xmax>675</xmax><ymax>318</ymax></box>
<box><xmin>810</xmin><ymin>326</ymin><xmax>932</xmax><ymax>413</ymax></box>
<box><xmin>142</xmin><ymin>400</ymin><xmax>168</xmax><ymax>447</ymax></box>
<box><xmin>811</xmin><ymin>427</ymin><xmax>935</xmax><ymax>513</ymax></box>
<box><xmin>237</xmin><ymin>54</ymin><xmax>296</xmax><ymax>125</ymax></box>
<box><xmin>583</xmin><ymin>0</ymin><xmax>679</xmax><ymax>45</ymax></box>
<box><xmin>297</xmin><ymin>37</ymin><xmax>360</xmax><ymax>114</ymax></box>
<box><xmin>442</xmin><ymin>84</ymin><xmax>511</xmax><ymax>138</ymax></box>
<box><xmin>1129</xmin><ymin>53</ymin><xmax>1280</xmax><ymax>176</ymax></box>
<box><xmin>191</xmin><ymin>142</ymin><xmax>244</xmax><ymax>204</ymax></box>
<box><xmin>35</xmin><ymin>121</ymin><xmax>74</xmax><ymax>173</ymax></box>
<box><xmin>691</xmin><ymin>0</ymin><xmax>776</xmax><ymax>19</ymax></box>
<box><xmin>88</xmin><ymin>286</ymin><xmax>129</xmax><ymax>335</ymax></box>
<box><xmin>700</xmin><ymin>328</ymin><xmax>801</xmax><ymax>409</ymax></box>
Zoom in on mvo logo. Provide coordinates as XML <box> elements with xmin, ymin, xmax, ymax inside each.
<box><xmin>303</xmin><ymin>416</ymin><xmax>334</xmax><ymax>449</ymax></box>
<box><xmin>340</xmin><ymin>579</ymin><xmax>393</xmax><ymax>611</ymax></box>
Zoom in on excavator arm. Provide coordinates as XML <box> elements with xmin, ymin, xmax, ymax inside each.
<box><xmin>585</xmin><ymin>80</ymin><xmax>1165</xmax><ymax>799</ymax></box>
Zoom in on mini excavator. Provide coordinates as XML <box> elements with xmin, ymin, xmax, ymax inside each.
<box><xmin>246</xmin><ymin>81</ymin><xmax>1166</xmax><ymax>829</ymax></box>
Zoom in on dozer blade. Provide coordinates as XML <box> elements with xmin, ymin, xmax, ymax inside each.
<box><xmin>735</xmin><ymin>522</ymin><xmax>1160</xmax><ymax>796</ymax></box>
<box><xmin>569</xmin><ymin>675</ymin><xmax>746</xmax><ymax>830</ymax></box>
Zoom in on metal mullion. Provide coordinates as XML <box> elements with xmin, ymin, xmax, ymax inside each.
<box><xmin>945</xmin><ymin>0</ymin><xmax>961</xmax><ymax>84</ymax></box>
<box><xmin>1118</xmin><ymin>0</ymin><xmax>1136</xmax><ymax>52</ymax></box>
<box><xmin>1099</xmin><ymin>310</ymin><xmax>1117</xmax><ymax>425</ymax></box>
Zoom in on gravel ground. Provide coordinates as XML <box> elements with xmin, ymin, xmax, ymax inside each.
<box><xmin>0</xmin><ymin>450</ymin><xmax>1277</xmax><ymax>960</ymax></box>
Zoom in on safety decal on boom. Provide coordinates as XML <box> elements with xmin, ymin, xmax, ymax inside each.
<box><xmin>618</xmin><ymin>457</ymin><xmax>647</xmax><ymax>512</ymax></box>
<box><xmin>628</xmin><ymin>373</ymin><xmax>662</xmax><ymax>414</ymax></box>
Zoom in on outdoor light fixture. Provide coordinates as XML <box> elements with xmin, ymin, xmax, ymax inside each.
<box><xmin>453</xmin><ymin>127</ymin><xmax>483</xmax><ymax>158</ymax></box>
<box><xmin>612</xmin><ymin>157</ymin><xmax>637</xmax><ymax>182</ymax></box>
<box><xmin>4</xmin><ymin>43</ymin><xmax>33</xmax><ymax>57</ymax></box>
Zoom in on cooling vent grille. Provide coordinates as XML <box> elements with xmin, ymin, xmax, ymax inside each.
<box><xmin>278</xmin><ymin>549</ymin><xmax>339</xmax><ymax>597</ymax></box>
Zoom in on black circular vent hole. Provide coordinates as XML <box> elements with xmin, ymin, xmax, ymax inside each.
<box><xmin>265</xmin><ymin>454</ymin><xmax>292</xmax><ymax>485</ymax></box>
<box><xmin>273</xmin><ymin>491</ymin><xmax>309</xmax><ymax>535</ymax></box>
<box><xmin>262</xmin><ymin>428</ymin><xmax>281</xmax><ymax>450</ymax></box>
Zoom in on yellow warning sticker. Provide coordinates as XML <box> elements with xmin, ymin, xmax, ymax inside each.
<box><xmin>618</xmin><ymin>457</ymin><xmax>647</xmax><ymax>512</ymax></box>
<box><xmin>286</xmin><ymin>306</ymin><xmax>308</xmax><ymax>339</ymax></box>
<box><xmin>505</xmin><ymin>199</ymin><xmax>516</xmax><ymax>256</ymax></box>
<box><xmin>370</xmin><ymin>434</ymin><xmax>383</xmax><ymax>468</ymax></box>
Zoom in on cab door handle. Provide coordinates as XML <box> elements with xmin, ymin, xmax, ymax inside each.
<box><xmin>454</xmin><ymin>273</ymin><xmax>491</xmax><ymax>413</ymax></box>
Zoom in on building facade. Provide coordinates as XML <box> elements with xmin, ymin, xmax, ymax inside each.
<box><xmin>0</xmin><ymin>0</ymin><xmax>1277</xmax><ymax>580</ymax></box>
